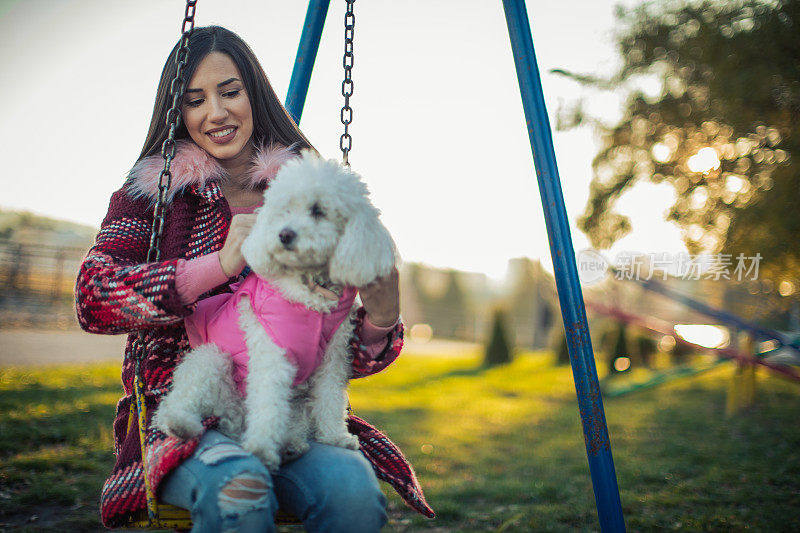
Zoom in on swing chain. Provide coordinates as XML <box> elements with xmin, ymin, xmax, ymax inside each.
<box><xmin>133</xmin><ymin>0</ymin><xmax>196</xmax><ymax>526</ymax></box>
<box><xmin>340</xmin><ymin>0</ymin><xmax>355</xmax><ymax>167</ymax></box>
<box><xmin>148</xmin><ymin>0</ymin><xmax>197</xmax><ymax>264</ymax></box>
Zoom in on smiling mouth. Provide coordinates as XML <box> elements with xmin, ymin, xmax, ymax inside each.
<box><xmin>206</xmin><ymin>127</ymin><xmax>237</xmax><ymax>144</ymax></box>
<box><xmin>209</xmin><ymin>127</ymin><xmax>235</xmax><ymax>137</ymax></box>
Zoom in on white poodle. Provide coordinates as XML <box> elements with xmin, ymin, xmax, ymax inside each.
<box><xmin>154</xmin><ymin>151</ymin><xmax>398</xmax><ymax>471</ymax></box>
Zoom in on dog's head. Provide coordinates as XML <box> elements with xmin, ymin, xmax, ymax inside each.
<box><xmin>241</xmin><ymin>151</ymin><xmax>398</xmax><ymax>287</ymax></box>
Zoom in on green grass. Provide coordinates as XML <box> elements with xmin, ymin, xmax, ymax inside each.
<box><xmin>2</xmin><ymin>348</ymin><xmax>800</xmax><ymax>531</ymax></box>
<box><xmin>0</xmin><ymin>364</ymin><xmax>119</xmax><ymax>531</ymax></box>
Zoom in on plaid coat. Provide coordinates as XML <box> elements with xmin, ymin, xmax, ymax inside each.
<box><xmin>75</xmin><ymin>142</ymin><xmax>434</xmax><ymax>527</ymax></box>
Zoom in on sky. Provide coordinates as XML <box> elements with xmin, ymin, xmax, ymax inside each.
<box><xmin>0</xmin><ymin>0</ymin><xmax>688</xmax><ymax>280</ymax></box>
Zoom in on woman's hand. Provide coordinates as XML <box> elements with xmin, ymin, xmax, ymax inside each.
<box><xmin>219</xmin><ymin>214</ymin><xmax>257</xmax><ymax>277</ymax></box>
<box><xmin>359</xmin><ymin>268</ymin><xmax>400</xmax><ymax>327</ymax></box>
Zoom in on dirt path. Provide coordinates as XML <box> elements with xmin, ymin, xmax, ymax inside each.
<box><xmin>0</xmin><ymin>329</ymin><xmax>126</xmax><ymax>367</ymax></box>
<box><xmin>0</xmin><ymin>328</ymin><xmax>481</xmax><ymax>368</ymax></box>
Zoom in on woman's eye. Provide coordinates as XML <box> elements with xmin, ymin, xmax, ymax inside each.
<box><xmin>223</xmin><ymin>90</ymin><xmax>241</xmax><ymax>98</ymax></box>
<box><xmin>310</xmin><ymin>203</ymin><xmax>325</xmax><ymax>219</ymax></box>
<box><xmin>185</xmin><ymin>99</ymin><xmax>204</xmax><ymax>108</ymax></box>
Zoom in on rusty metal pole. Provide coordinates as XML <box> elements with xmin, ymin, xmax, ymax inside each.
<box><xmin>502</xmin><ymin>0</ymin><xmax>626</xmax><ymax>530</ymax></box>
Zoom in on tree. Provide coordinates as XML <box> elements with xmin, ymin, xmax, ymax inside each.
<box><xmin>563</xmin><ymin>0</ymin><xmax>800</xmax><ymax>284</ymax></box>
<box><xmin>631</xmin><ymin>328</ymin><xmax>657</xmax><ymax>368</ymax></box>
<box><xmin>551</xmin><ymin>325</ymin><xmax>571</xmax><ymax>366</ymax></box>
<box><xmin>608</xmin><ymin>322</ymin><xmax>631</xmax><ymax>375</ymax></box>
<box><xmin>484</xmin><ymin>308</ymin><xmax>514</xmax><ymax>367</ymax></box>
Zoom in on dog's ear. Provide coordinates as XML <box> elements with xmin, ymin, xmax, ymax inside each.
<box><xmin>240</xmin><ymin>230</ymin><xmax>269</xmax><ymax>278</ymax></box>
<box><xmin>329</xmin><ymin>209</ymin><xmax>397</xmax><ymax>287</ymax></box>
<box><xmin>240</xmin><ymin>212</ymin><xmax>281</xmax><ymax>279</ymax></box>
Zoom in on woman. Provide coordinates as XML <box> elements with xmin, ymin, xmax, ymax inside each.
<box><xmin>76</xmin><ymin>26</ymin><xmax>432</xmax><ymax>531</ymax></box>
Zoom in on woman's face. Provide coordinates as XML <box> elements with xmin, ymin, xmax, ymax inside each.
<box><xmin>182</xmin><ymin>52</ymin><xmax>254</xmax><ymax>166</ymax></box>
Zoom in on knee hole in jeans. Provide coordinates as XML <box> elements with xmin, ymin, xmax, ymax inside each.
<box><xmin>218</xmin><ymin>472</ymin><xmax>271</xmax><ymax>515</ymax></box>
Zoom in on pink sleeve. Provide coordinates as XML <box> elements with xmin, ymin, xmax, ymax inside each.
<box><xmin>175</xmin><ymin>252</ymin><xmax>231</xmax><ymax>305</ymax></box>
<box><xmin>358</xmin><ymin>315</ymin><xmax>399</xmax><ymax>360</ymax></box>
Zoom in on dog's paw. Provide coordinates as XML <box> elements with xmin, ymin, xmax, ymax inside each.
<box><xmin>153</xmin><ymin>408</ymin><xmax>204</xmax><ymax>440</ymax></box>
<box><xmin>282</xmin><ymin>438</ymin><xmax>310</xmax><ymax>462</ymax></box>
<box><xmin>215</xmin><ymin>405</ymin><xmax>245</xmax><ymax>440</ymax></box>
<box><xmin>317</xmin><ymin>432</ymin><xmax>359</xmax><ymax>451</ymax></box>
<box><xmin>217</xmin><ymin>415</ymin><xmax>244</xmax><ymax>440</ymax></box>
<box><xmin>254</xmin><ymin>448</ymin><xmax>282</xmax><ymax>473</ymax></box>
<box><xmin>242</xmin><ymin>437</ymin><xmax>282</xmax><ymax>473</ymax></box>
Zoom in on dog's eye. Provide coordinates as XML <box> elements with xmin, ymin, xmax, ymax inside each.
<box><xmin>310</xmin><ymin>202</ymin><xmax>325</xmax><ymax>219</ymax></box>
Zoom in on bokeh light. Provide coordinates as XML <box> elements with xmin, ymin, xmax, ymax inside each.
<box><xmin>658</xmin><ymin>335</ymin><xmax>677</xmax><ymax>352</ymax></box>
<box><xmin>687</xmin><ymin>147</ymin><xmax>721</xmax><ymax>173</ymax></box>
<box><xmin>778</xmin><ymin>280</ymin><xmax>795</xmax><ymax>297</ymax></box>
<box><xmin>409</xmin><ymin>323</ymin><xmax>434</xmax><ymax>343</ymax></box>
<box><xmin>613</xmin><ymin>356</ymin><xmax>631</xmax><ymax>372</ymax></box>
<box><xmin>673</xmin><ymin>324</ymin><xmax>729</xmax><ymax>349</ymax></box>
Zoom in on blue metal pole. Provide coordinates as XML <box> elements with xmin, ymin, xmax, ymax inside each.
<box><xmin>285</xmin><ymin>0</ymin><xmax>331</xmax><ymax>124</ymax></box>
<box><xmin>501</xmin><ymin>1</ymin><xmax>626</xmax><ymax>531</ymax></box>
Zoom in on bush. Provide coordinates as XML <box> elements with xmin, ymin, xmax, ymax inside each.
<box><xmin>607</xmin><ymin>322</ymin><xmax>630</xmax><ymax>375</ymax></box>
<box><xmin>484</xmin><ymin>308</ymin><xmax>513</xmax><ymax>367</ymax></box>
<box><xmin>551</xmin><ymin>326</ymin><xmax>571</xmax><ymax>366</ymax></box>
<box><xmin>671</xmin><ymin>338</ymin><xmax>695</xmax><ymax>364</ymax></box>
<box><xmin>631</xmin><ymin>330</ymin><xmax>658</xmax><ymax>368</ymax></box>
<box><xmin>601</xmin><ymin>324</ymin><xmax>662</xmax><ymax>373</ymax></box>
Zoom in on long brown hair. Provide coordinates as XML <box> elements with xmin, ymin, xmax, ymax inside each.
<box><xmin>138</xmin><ymin>26</ymin><xmax>313</xmax><ymax>161</ymax></box>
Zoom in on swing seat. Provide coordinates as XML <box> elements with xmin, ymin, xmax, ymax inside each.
<box><xmin>126</xmin><ymin>504</ymin><xmax>193</xmax><ymax>530</ymax></box>
<box><xmin>126</xmin><ymin>503</ymin><xmax>300</xmax><ymax>529</ymax></box>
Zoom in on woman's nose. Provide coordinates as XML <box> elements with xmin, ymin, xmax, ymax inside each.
<box><xmin>208</xmin><ymin>97</ymin><xmax>228</xmax><ymax>122</ymax></box>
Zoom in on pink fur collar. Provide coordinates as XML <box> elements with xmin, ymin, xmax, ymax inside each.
<box><xmin>126</xmin><ymin>140</ymin><xmax>298</xmax><ymax>203</ymax></box>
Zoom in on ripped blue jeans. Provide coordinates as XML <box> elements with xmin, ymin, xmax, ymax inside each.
<box><xmin>160</xmin><ymin>430</ymin><xmax>388</xmax><ymax>532</ymax></box>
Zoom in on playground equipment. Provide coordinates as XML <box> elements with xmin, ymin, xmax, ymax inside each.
<box><xmin>128</xmin><ymin>0</ymin><xmax>627</xmax><ymax>530</ymax></box>
<box><xmin>587</xmin><ymin>285</ymin><xmax>800</xmax><ymax>403</ymax></box>
<box><xmin>632</xmin><ymin>275</ymin><xmax>800</xmax><ymax>356</ymax></box>
<box><xmin>626</xmin><ymin>277</ymin><xmax>799</xmax><ymax>413</ymax></box>
<box><xmin>590</xmin><ymin>300</ymin><xmax>800</xmax><ymax>381</ymax></box>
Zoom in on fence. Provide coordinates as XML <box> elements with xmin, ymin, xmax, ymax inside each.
<box><xmin>0</xmin><ymin>239</ymin><xmax>88</xmax><ymax>328</ymax></box>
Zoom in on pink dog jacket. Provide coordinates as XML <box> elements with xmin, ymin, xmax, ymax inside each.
<box><xmin>184</xmin><ymin>273</ymin><xmax>357</xmax><ymax>393</ymax></box>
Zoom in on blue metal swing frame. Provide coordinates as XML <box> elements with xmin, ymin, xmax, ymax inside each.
<box><xmin>284</xmin><ymin>1</ymin><xmax>626</xmax><ymax>530</ymax></box>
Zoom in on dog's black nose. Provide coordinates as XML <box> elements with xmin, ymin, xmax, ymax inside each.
<box><xmin>279</xmin><ymin>228</ymin><xmax>297</xmax><ymax>247</ymax></box>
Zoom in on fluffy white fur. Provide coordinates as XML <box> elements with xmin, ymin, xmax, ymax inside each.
<box><xmin>154</xmin><ymin>151</ymin><xmax>398</xmax><ymax>471</ymax></box>
<box><xmin>242</xmin><ymin>151</ymin><xmax>397</xmax><ymax>290</ymax></box>
<box><xmin>152</xmin><ymin>343</ymin><xmax>245</xmax><ymax>439</ymax></box>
